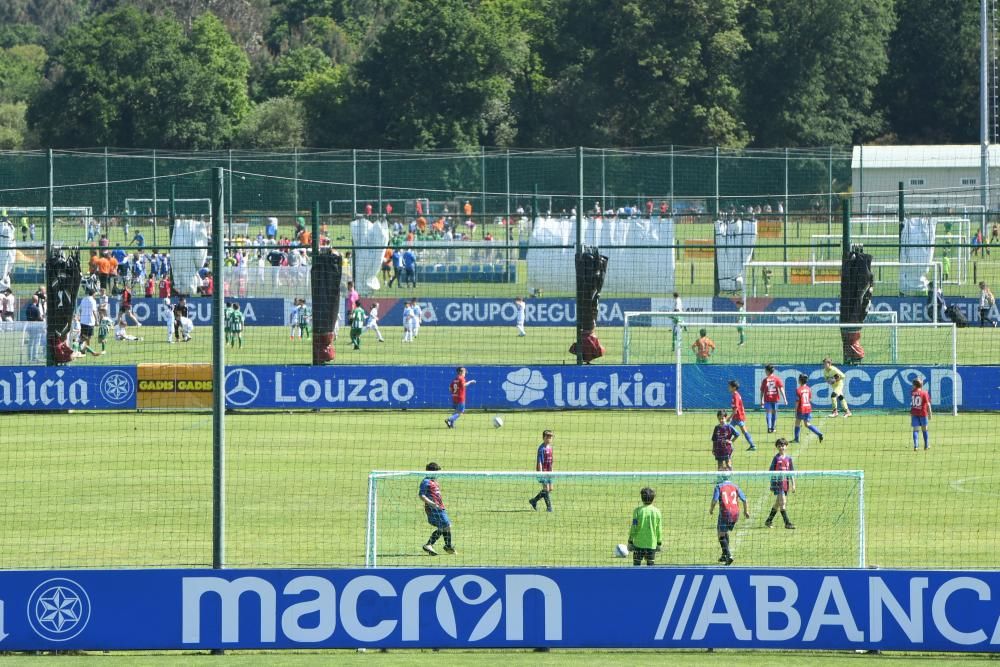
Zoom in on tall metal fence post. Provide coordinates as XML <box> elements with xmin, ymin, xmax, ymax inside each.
<box><xmin>481</xmin><ymin>146</ymin><xmax>487</xmax><ymax>236</ymax></box>
<box><xmin>669</xmin><ymin>145</ymin><xmax>675</xmax><ymax>215</ymax></box>
<box><xmin>505</xmin><ymin>149</ymin><xmax>512</xmax><ymax>283</ymax></box>
<box><xmin>103</xmin><ymin>146</ymin><xmax>109</xmax><ymax>221</ymax></box>
<box><xmin>601</xmin><ymin>148</ymin><xmax>606</xmax><ymax>213</ymax></box>
<box><xmin>783</xmin><ymin>147</ymin><xmax>789</xmax><ymax>283</ymax></box>
<box><xmin>714</xmin><ymin>146</ymin><xmax>720</xmax><ymax>218</ymax></box>
<box><xmin>828</xmin><ymin>146</ymin><xmax>834</xmax><ymax>235</ymax></box>
<box><xmin>45</xmin><ymin>149</ymin><xmax>53</xmax><ymax>366</ymax></box>
<box><xmin>151</xmin><ymin>150</ymin><xmax>157</xmax><ymax>243</ymax></box>
<box><xmin>211</xmin><ymin>167</ymin><xmax>226</xmax><ymax>574</ymax></box>
<box><xmin>377</xmin><ymin>149</ymin><xmax>383</xmax><ymax>216</ymax></box>
<box><xmin>293</xmin><ymin>146</ymin><xmax>299</xmax><ymax>215</ymax></box>
<box><xmin>575</xmin><ymin>146</ymin><xmax>584</xmax><ymax>366</ymax></box>
<box><xmin>352</xmin><ymin>149</ymin><xmax>358</xmax><ymax>217</ymax></box>
<box><xmin>842</xmin><ymin>198</ymin><xmax>851</xmax><ymax>260</ymax></box>
<box><xmin>228</xmin><ymin>149</ymin><xmax>233</xmax><ymax>238</ymax></box>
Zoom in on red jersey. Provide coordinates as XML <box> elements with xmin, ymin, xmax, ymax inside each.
<box><xmin>769</xmin><ymin>454</ymin><xmax>794</xmax><ymax>493</ymax></box>
<box><xmin>536</xmin><ymin>444</ymin><xmax>554</xmax><ymax>472</ymax></box>
<box><xmin>796</xmin><ymin>385</ymin><xmax>813</xmax><ymax>415</ymax></box>
<box><xmin>730</xmin><ymin>391</ymin><xmax>746</xmax><ymax>421</ymax></box>
<box><xmin>761</xmin><ymin>374</ymin><xmax>784</xmax><ymax>403</ymax></box>
<box><xmin>910</xmin><ymin>388</ymin><xmax>931</xmax><ymax>417</ymax></box>
<box><xmin>450</xmin><ymin>376</ymin><xmax>468</xmax><ymax>404</ymax></box>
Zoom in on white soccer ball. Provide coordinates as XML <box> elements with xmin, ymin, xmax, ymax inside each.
<box><xmin>615</xmin><ymin>543</ymin><xmax>629</xmax><ymax>558</ymax></box>
<box><xmin>492</xmin><ymin>415</ymin><xmax>504</xmax><ymax>429</ymax></box>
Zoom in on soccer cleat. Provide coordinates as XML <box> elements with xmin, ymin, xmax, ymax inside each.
<box><xmin>818</xmin><ymin>433</ymin><xmax>824</xmax><ymax>443</ymax></box>
<box><xmin>546</xmin><ymin>507</ymin><xmax>553</xmax><ymax>513</ymax></box>
<box><xmin>746</xmin><ymin>445</ymin><xmax>756</xmax><ymax>452</ymax></box>
<box><xmin>764</xmin><ymin>520</ymin><xmax>773</xmax><ymax>528</ymax></box>
<box><xmin>844</xmin><ymin>413</ymin><xmax>852</xmax><ymax>418</ymax></box>
<box><xmin>444</xmin><ymin>419</ymin><xmax>453</xmax><ymax>429</ymax></box>
<box><xmin>924</xmin><ymin>446</ymin><xmax>930</xmax><ymax>451</ymax></box>
<box><xmin>830</xmin><ymin>412</ymin><xmax>839</xmax><ymax>418</ymax></box>
<box><xmin>718</xmin><ymin>555</ymin><xmax>728</xmax><ymax>563</ymax></box>
<box><xmin>422</xmin><ymin>544</ymin><xmax>438</xmax><ymax>556</ymax></box>
<box><xmin>723</xmin><ymin>556</ymin><xmax>734</xmax><ymax>566</ymax></box>
<box><xmin>529</xmin><ymin>498</ymin><xmax>537</xmax><ymax>511</ymax></box>
<box><xmin>443</xmin><ymin>546</ymin><xmax>456</xmax><ymax>555</ymax></box>
<box><xmin>785</xmin><ymin>523</ymin><xmax>796</xmax><ymax>529</ymax></box>
<box><xmin>790</xmin><ymin>439</ymin><xmax>799</xmax><ymax>444</ymax></box>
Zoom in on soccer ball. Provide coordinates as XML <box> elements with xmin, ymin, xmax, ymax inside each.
<box><xmin>492</xmin><ymin>415</ymin><xmax>504</xmax><ymax>429</ymax></box>
<box><xmin>614</xmin><ymin>543</ymin><xmax>629</xmax><ymax>558</ymax></box>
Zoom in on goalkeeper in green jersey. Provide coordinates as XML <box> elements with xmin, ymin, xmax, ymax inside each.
<box><xmin>822</xmin><ymin>357</ymin><xmax>851</xmax><ymax>417</ymax></box>
<box><xmin>628</xmin><ymin>487</ymin><xmax>663</xmax><ymax>566</ymax></box>
<box><xmin>299</xmin><ymin>301</ymin><xmax>312</xmax><ymax>338</ymax></box>
<box><xmin>227</xmin><ymin>302</ymin><xmax>245</xmax><ymax>348</ymax></box>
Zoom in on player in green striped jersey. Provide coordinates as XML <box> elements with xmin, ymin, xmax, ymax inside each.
<box><xmin>227</xmin><ymin>302</ymin><xmax>245</xmax><ymax>348</ymax></box>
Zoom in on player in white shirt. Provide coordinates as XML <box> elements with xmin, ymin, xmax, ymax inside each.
<box><xmin>672</xmin><ymin>291</ymin><xmax>683</xmax><ymax>313</ymax></box>
<box><xmin>412</xmin><ymin>300</ymin><xmax>422</xmax><ymax>337</ymax></box>
<box><xmin>114</xmin><ymin>311</ymin><xmax>142</xmax><ymax>342</ymax></box>
<box><xmin>76</xmin><ymin>292</ymin><xmax>103</xmax><ymax>356</ymax></box>
<box><xmin>514</xmin><ymin>296</ymin><xmax>526</xmax><ymax>336</ymax></box>
<box><xmin>402</xmin><ymin>300</ymin><xmax>417</xmax><ymax>343</ymax></box>
<box><xmin>69</xmin><ymin>315</ymin><xmax>81</xmax><ymax>351</ymax></box>
<box><xmin>364</xmin><ymin>302</ymin><xmax>385</xmax><ymax>342</ymax></box>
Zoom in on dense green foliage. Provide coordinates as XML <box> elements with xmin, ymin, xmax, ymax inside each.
<box><xmin>0</xmin><ymin>0</ymin><xmax>989</xmax><ymax>149</ymax></box>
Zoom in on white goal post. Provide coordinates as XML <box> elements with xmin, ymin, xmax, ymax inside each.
<box><xmin>366</xmin><ymin>469</ymin><xmax>866</xmax><ymax>569</ymax></box>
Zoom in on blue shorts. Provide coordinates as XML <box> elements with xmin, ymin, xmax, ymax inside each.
<box><xmin>796</xmin><ymin>411</ymin><xmax>811</xmax><ymax>422</ymax></box>
<box><xmin>452</xmin><ymin>403</ymin><xmax>466</xmax><ymax>414</ymax></box>
<box><xmin>729</xmin><ymin>418</ymin><xmax>745</xmax><ymax>429</ymax></box>
<box><xmin>911</xmin><ymin>416</ymin><xmax>928</xmax><ymax>428</ymax></box>
<box><xmin>715</xmin><ymin>455</ymin><xmax>731</xmax><ymax>464</ymax></box>
<box><xmin>770</xmin><ymin>484</ymin><xmax>788</xmax><ymax>496</ymax></box>
<box><xmin>426</xmin><ymin>508</ymin><xmax>451</xmax><ymax>529</ymax></box>
<box><xmin>717</xmin><ymin>517</ymin><xmax>737</xmax><ymax>533</ymax></box>
<box><xmin>764</xmin><ymin>401</ymin><xmax>778</xmax><ymax>411</ymax></box>
<box><xmin>537</xmin><ymin>477</ymin><xmax>552</xmax><ymax>486</ymax></box>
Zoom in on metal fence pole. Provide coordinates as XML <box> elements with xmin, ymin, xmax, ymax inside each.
<box><xmin>103</xmin><ymin>146</ymin><xmax>109</xmax><ymax>220</ymax></box>
<box><xmin>783</xmin><ymin>147</ymin><xmax>789</xmax><ymax>282</ymax></box>
<box><xmin>505</xmin><ymin>149</ymin><xmax>512</xmax><ymax>282</ymax></box>
<box><xmin>576</xmin><ymin>147</ymin><xmax>584</xmax><ymax>366</ymax></box>
<box><xmin>377</xmin><ymin>149</ymin><xmax>383</xmax><ymax>216</ymax></box>
<box><xmin>228</xmin><ymin>149</ymin><xmax>233</xmax><ymax>238</ymax></box>
<box><xmin>151</xmin><ymin>150</ymin><xmax>157</xmax><ymax>246</ymax></box>
<box><xmin>352</xmin><ymin>149</ymin><xmax>358</xmax><ymax>217</ymax></box>
<box><xmin>601</xmin><ymin>148</ymin><xmax>606</xmax><ymax>214</ymax></box>
<box><xmin>293</xmin><ymin>146</ymin><xmax>299</xmax><ymax>215</ymax></box>
<box><xmin>714</xmin><ymin>146</ymin><xmax>720</xmax><ymax>217</ymax></box>
<box><xmin>828</xmin><ymin>146</ymin><xmax>834</xmax><ymax>235</ymax></box>
<box><xmin>45</xmin><ymin>149</ymin><xmax>53</xmax><ymax>366</ymax></box>
<box><xmin>669</xmin><ymin>145</ymin><xmax>675</xmax><ymax>215</ymax></box>
<box><xmin>211</xmin><ymin>167</ymin><xmax>226</xmax><ymax>576</ymax></box>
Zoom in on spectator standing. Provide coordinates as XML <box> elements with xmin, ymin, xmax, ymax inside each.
<box><xmin>403</xmin><ymin>248</ymin><xmax>417</xmax><ymax>288</ymax></box>
<box><xmin>979</xmin><ymin>281</ymin><xmax>997</xmax><ymax>327</ymax></box>
<box><xmin>25</xmin><ymin>295</ymin><xmax>44</xmax><ymax>362</ymax></box>
<box><xmin>1</xmin><ymin>287</ymin><xmax>15</xmax><ymax>321</ymax></box>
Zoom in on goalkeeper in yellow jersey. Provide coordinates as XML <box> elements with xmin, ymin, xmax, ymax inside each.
<box><xmin>822</xmin><ymin>357</ymin><xmax>852</xmax><ymax>418</ymax></box>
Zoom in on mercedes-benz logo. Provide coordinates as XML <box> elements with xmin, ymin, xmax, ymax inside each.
<box><xmin>100</xmin><ymin>370</ymin><xmax>135</xmax><ymax>405</ymax></box>
<box><xmin>225</xmin><ymin>368</ymin><xmax>260</xmax><ymax>407</ymax></box>
<box><xmin>27</xmin><ymin>578</ymin><xmax>92</xmax><ymax>641</ymax></box>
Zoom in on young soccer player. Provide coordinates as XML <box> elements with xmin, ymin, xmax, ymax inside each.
<box><xmin>709</xmin><ymin>476</ymin><xmax>749</xmax><ymax>565</ymax></box>
<box><xmin>759</xmin><ymin>364</ymin><xmax>787</xmax><ymax>434</ymax></box>
<box><xmin>300</xmin><ymin>300</ymin><xmax>312</xmax><ymax>338</ymax></box>
<box><xmin>349</xmin><ymin>301</ymin><xmax>366</xmax><ymax>350</ymax></box>
<box><xmin>529</xmin><ymin>430</ymin><xmax>554</xmax><ymax>511</ymax></box>
<box><xmin>363</xmin><ymin>302</ymin><xmax>385</xmax><ymax>342</ymax></box>
<box><xmin>822</xmin><ymin>357</ymin><xmax>852</xmax><ymax>417</ymax></box>
<box><xmin>402</xmin><ymin>300</ymin><xmax>417</xmax><ymax>343</ymax></box>
<box><xmin>419</xmin><ymin>462</ymin><xmax>455</xmax><ymax>555</ymax></box>
<box><xmin>228</xmin><ymin>302</ymin><xmax>245</xmax><ymax>348</ymax></box>
<box><xmin>910</xmin><ymin>378</ymin><xmax>932</xmax><ymax>451</ymax></box>
<box><xmin>691</xmin><ymin>328</ymin><xmax>716</xmax><ymax>364</ymax></box>
<box><xmin>69</xmin><ymin>314</ymin><xmax>81</xmax><ymax>351</ymax></box>
<box><xmin>792</xmin><ymin>374</ymin><xmax>824</xmax><ymax>443</ymax></box>
<box><xmin>765</xmin><ymin>438</ymin><xmax>796</xmax><ymax>529</ymax></box>
<box><xmin>114</xmin><ymin>310</ymin><xmax>142</xmax><ymax>342</ymax></box>
<box><xmin>628</xmin><ymin>487</ymin><xmax>663</xmax><ymax>566</ymax></box>
<box><xmin>711</xmin><ymin>410</ymin><xmax>734</xmax><ymax>471</ymax></box>
<box><xmin>97</xmin><ymin>306</ymin><xmax>114</xmax><ymax>352</ymax></box>
<box><xmin>728</xmin><ymin>379</ymin><xmax>756</xmax><ymax>451</ymax></box>
<box><xmin>445</xmin><ymin>367</ymin><xmax>476</xmax><ymax>428</ymax></box>
<box><xmin>514</xmin><ymin>296</ymin><xmax>526</xmax><ymax>337</ymax></box>
<box><xmin>736</xmin><ymin>299</ymin><xmax>747</xmax><ymax>347</ymax></box>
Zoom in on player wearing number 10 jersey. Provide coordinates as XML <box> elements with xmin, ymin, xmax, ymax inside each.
<box><xmin>760</xmin><ymin>365</ymin><xmax>787</xmax><ymax>433</ymax></box>
<box><xmin>910</xmin><ymin>378</ymin><xmax>932</xmax><ymax>451</ymax></box>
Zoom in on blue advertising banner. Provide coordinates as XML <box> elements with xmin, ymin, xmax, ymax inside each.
<box><xmin>1</xmin><ymin>567</ymin><xmax>999</xmax><ymax>651</ymax></box>
<box><xmin>224</xmin><ymin>365</ymin><xmax>675</xmax><ymax>410</ymax></box>
<box><xmin>711</xmin><ymin>296</ymin><xmax>997</xmax><ymax>324</ymax></box>
<box><xmin>682</xmin><ymin>364</ymin><xmax>960</xmax><ymax>411</ymax></box>
<box><xmin>372</xmin><ymin>298</ymin><xmax>651</xmax><ymax>327</ymax></box>
<box><xmin>107</xmin><ymin>298</ymin><xmax>285</xmax><ymax>327</ymax></box>
<box><xmin>0</xmin><ymin>366</ymin><xmax>136</xmax><ymax>411</ymax></box>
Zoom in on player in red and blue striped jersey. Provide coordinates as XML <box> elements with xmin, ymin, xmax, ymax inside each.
<box><xmin>445</xmin><ymin>367</ymin><xmax>476</xmax><ymax>429</ymax></box>
<box><xmin>910</xmin><ymin>378</ymin><xmax>932</xmax><ymax>451</ymax></box>
<box><xmin>792</xmin><ymin>374</ymin><xmax>824</xmax><ymax>444</ymax></box>
<box><xmin>765</xmin><ymin>438</ymin><xmax>796</xmax><ymax>529</ymax></box>
<box><xmin>711</xmin><ymin>411</ymin><xmax>734</xmax><ymax>471</ymax></box>
<box><xmin>709</xmin><ymin>476</ymin><xmax>750</xmax><ymax>565</ymax></box>
<box><xmin>419</xmin><ymin>462</ymin><xmax>455</xmax><ymax>555</ymax></box>
<box><xmin>728</xmin><ymin>380</ymin><xmax>756</xmax><ymax>451</ymax></box>
<box><xmin>529</xmin><ymin>430</ymin><xmax>555</xmax><ymax>512</ymax></box>
<box><xmin>759</xmin><ymin>365</ymin><xmax>787</xmax><ymax>433</ymax></box>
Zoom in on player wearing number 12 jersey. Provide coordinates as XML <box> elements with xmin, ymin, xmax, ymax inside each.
<box><xmin>710</xmin><ymin>477</ymin><xmax>749</xmax><ymax>565</ymax></box>
<box><xmin>529</xmin><ymin>430</ymin><xmax>555</xmax><ymax>512</ymax></box>
<box><xmin>760</xmin><ymin>365</ymin><xmax>787</xmax><ymax>433</ymax></box>
<box><xmin>793</xmin><ymin>374</ymin><xmax>824</xmax><ymax>443</ymax></box>
<box><xmin>445</xmin><ymin>367</ymin><xmax>476</xmax><ymax>429</ymax></box>
<box><xmin>910</xmin><ymin>378</ymin><xmax>932</xmax><ymax>450</ymax></box>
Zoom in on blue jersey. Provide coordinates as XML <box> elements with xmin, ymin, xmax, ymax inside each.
<box><xmin>769</xmin><ymin>454</ymin><xmax>794</xmax><ymax>493</ymax></box>
<box><xmin>536</xmin><ymin>444</ymin><xmax>553</xmax><ymax>472</ymax></box>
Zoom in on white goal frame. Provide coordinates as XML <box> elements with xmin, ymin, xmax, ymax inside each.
<box><xmin>745</xmin><ymin>260</ymin><xmax>943</xmax><ymax>306</ymax></box>
<box><xmin>366</xmin><ymin>469</ymin><xmax>866</xmax><ymax>568</ymax></box>
<box><xmin>621</xmin><ymin>320</ymin><xmax>958</xmax><ymax>417</ymax></box>
<box><xmin>125</xmin><ymin>198</ymin><xmax>212</xmax><ymax>219</ymax></box>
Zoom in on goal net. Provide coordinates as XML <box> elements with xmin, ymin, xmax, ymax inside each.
<box><xmin>1</xmin><ymin>206</ymin><xmax>93</xmax><ymax>226</ymax></box>
<box><xmin>366</xmin><ymin>470</ymin><xmax>866</xmax><ymax>568</ymax></box>
<box><xmin>623</xmin><ymin>310</ymin><xmax>899</xmax><ymax>364</ymax></box>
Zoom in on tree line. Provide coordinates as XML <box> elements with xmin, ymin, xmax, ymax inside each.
<box><xmin>0</xmin><ymin>0</ymin><xmax>985</xmax><ymax>150</ymax></box>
